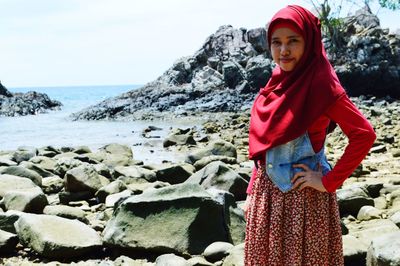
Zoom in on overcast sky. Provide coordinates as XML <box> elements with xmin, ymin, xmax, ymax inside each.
<box><xmin>1</xmin><ymin>0</ymin><xmax>399</xmax><ymax>88</ymax></box>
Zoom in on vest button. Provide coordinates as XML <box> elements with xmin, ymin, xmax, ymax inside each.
<box><xmin>268</xmin><ymin>163</ymin><xmax>273</xmax><ymax>169</ymax></box>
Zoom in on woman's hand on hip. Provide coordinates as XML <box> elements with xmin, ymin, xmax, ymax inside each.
<box><xmin>291</xmin><ymin>163</ymin><xmax>327</xmax><ymax>192</ymax></box>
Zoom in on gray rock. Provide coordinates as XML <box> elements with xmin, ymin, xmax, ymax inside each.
<box><xmin>20</xmin><ymin>161</ymin><xmax>55</xmax><ymax>178</ymax></box>
<box><xmin>357</xmin><ymin>206</ymin><xmax>383</xmax><ymax>221</ymax></box>
<box><xmin>103</xmin><ymin>183</ymin><xmax>230</xmax><ymax>256</ymax></box>
<box><xmin>100</xmin><ymin>143</ymin><xmax>133</xmax><ymax>158</ymax></box>
<box><xmin>337</xmin><ymin>186</ymin><xmax>374</xmax><ymax>217</ymax></box>
<box><xmin>194</xmin><ymin>155</ymin><xmax>238</xmax><ymax>170</ymax></box>
<box><xmin>186</xmin><ymin>140</ymin><xmax>237</xmax><ymax>165</ymax></box>
<box><xmin>96</xmin><ymin>180</ymin><xmax>128</xmax><ymax>203</ymax></box>
<box><xmin>12</xmin><ymin>147</ymin><xmax>37</xmax><ymax>163</ymax></box>
<box><xmin>0</xmin><ymin>174</ymin><xmax>48</xmax><ymax>213</ymax></box>
<box><xmin>42</xmin><ymin>175</ymin><xmax>64</xmax><ymax>194</ymax></box>
<box><xmin>54</xmin><ymin>157</ymin><xmax>83</xmax><ymax>178</ymax></box>
<box><xmin>163</xmin><ymin>134</ymin><xmax>196</xmax><ymax>147</ymax></box>
<box><xmin>348</xmin><ymin>219</ymin><xmax>399</xmax><ymax>247</ymax></box>
<box><xmin>43</xmin><ymin>205</ymin><xmax>89</xmax><ymax>223</ymax></box>
<box><xmin>29</xmin><ymin>155</ymin><xmax>58</xmax><ymax>172</ymax></box>
<box><xmin>0</xmin><ymin>156</ymin><xmax>17</xmax><ymax>167</ymax></box>
<box><xmin>105</xmin><ymin>189</ymin><xmax>133</xmax><ymax>208</ymax></box>
<box><xmin>15</xmin><ymin>213</ymin><xmax>102</xmax><ymax>259</ymax></box>
<box><xmin>221</xmin><ymin>243</ymin><xmax>244</xmax><ymax>266</ymax></box>
<box><xmin>185</xmin><ymin>161</ymin><xmax>248</xmax><ymax>201</ymax></box>
<box><xmin>367</xmin><ymin>231</ymin><xmax>400</xmax><ymax>265</ymax></box>
<box><xmin>0</xmin><ymin>211</ymin><xmax>21</xmax><ymax>233</ymax></box>
<box><xmin>64</xmin><ymin>164</ymin><xmax>110</xmax><ymax>193</ymax></box>
<box><xmin>0</xmin><ymin>89</ymin><xmax>62</xmax><ymax>117</ymax></box>
<box><xmin>389</xmin><ymin>211</ymin><xmax>400</xmax><ymax>227</ymax></box>
<box><xmin>114</xmin><ymin>165</ymin><xmax>156</xmax><ymax>182</ymax></box>
<box><xmin>114</xmin><ymin>256</ymin><xmax>154</xmax><ymax>266</ymax></box>
<box><xmin>343</xmin><ymin>234</ymin><xmax>368</xmax><ymax>266</ymax></box>
<box><xmin>155</xmin><ymin>253</ymin><xmax>189</xmax><ymax>266</ymax></box>
<box><xmin>154</xmin><ymin>163</ymin><xmax>195</xmax><ymax>184</ymax></box>
<box><xmin>0</xmin><ymin>165</ymin><xmax>42</xmax><ymax>186</ymax></box>
<box><xmin>203</xmin><ymin>241</ymin><xmax>234</xmax><ymax>262</ymax></box>
<box><xmin>187</xmin><ymin>256</ymin><xmax>214</xmax><ymax>266</ymax></box>
<box><xmin>0</xmin><ymin>229</ymin><xmax>18</xmax><ymax>253</ymax></box>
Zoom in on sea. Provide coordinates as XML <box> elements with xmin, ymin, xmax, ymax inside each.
<box><xmin>1</xmin><ymin>85</ymin><xmax>200</xmax><ymax>163</ymax></box>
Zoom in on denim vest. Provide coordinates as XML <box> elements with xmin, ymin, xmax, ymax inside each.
<box><xmin>265</xmin><ymin>133</ymin><xmax>331</xmax><ymax>193</ymax></box>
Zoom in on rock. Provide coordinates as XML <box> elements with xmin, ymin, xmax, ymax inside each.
<box><xmin>19</xmin><ymin>161</ymin><xmax>55</xmax><ymax>178</ymax></box>
<box><xmin>342</xmin><ymin>234</ymin><xmax>368</xmax><ymax>266</ymax></box>
<box><xmin>29</xmin><ymin>155</ymin><xmax>58</xmax><ymax>172</ymax></box>
<box><xmin>15</xmin><ymin>213</ymin><xmax>102</xmax><ymax>259</ymax></box>
<box><xmin>114</xmin><ymin>256</ymin><xmax>154</xmax><ymax>266</ymax></box>
<box><xmin>42</xmin><ymin>175</ymin><xmax>64</xmax><ymax>194</ymax></box>
<box><xmin>203</xmin><ymin>241</ymin><xmax>234</xmax><ymax>262</ymax></box>
<box><xmin>337</xmin><ymin>185</ymin><xmax>375</xmax><ymax>217</ymax></box>
<box><xmin>0</xmin><ymin>229</ymin><xmax>19</xmax><ymax>253</ymax></box>
<box><xmin>389</xmin><ymin>211</ymin><xmax>400</xmax><ymax>227</ymax></box>
<box><xmin>0</xmin><ymin>211</ymin><xmax>21</xmax><ymax>233</ymax></box>
<box><xmin>114</xmin><ymin>165</ymin><xmax>157</xmax><ymax>182</ymax></box>
<box><xmin>103</xmin><ymin>183</ymin><xmax>230</xmax><ymax>256</ymax></box>
<box><xmin>155</xmin><ymin>253</ymin><xmax>189</xmax><ymax>266</ymax></box>
<box><xmin>12</xmin><ymin>147</ymin><xmax>37</xmax><ymax>163</ymax></box>
<box><xmin>0</xmin><ymin>174</ymin><xmax>48</xmax><ymax>213</ymax></box>
<box><xmin>367</xmin><ymin>231</ymin><xmax>400</xmax><ymax>265</ymax></box>
<box><xmin>0</xmin><ymin>165</ymin><xmax>42</xmax><ymax>186</ymax></box>
<box><xmin>64</xmin><ymin>164</ymin><xmax>110</xmax><ymax>193</ymax></box>
<box><xmin>96</xmin><ymin>180</ymin><xmax>128</xmax><ymax>203</ymax></box>
<box><xmin>54</xmin><ymin>157</ymin><xmax>83</xmax><ymax>178</ymax></box>
<box><xmin>221</xmin><ymin>243</ymin><xmax>244</xmax><ymax>266</ymax></box>
<box><xmin>0</xmin><ymin>81</ymin><xmax>12</xmax><ymax>97</ymax></box>
<box><xmin>194</xmin><ymin>155</ymin><xmax>238</xmax><ymax>170</ymax></box>
<box><xmin>163</xmin><ymin>134</ymin><xmax>196</xmax><ymax>147</ymax></box>
<box><xmin>357</xmin><ymin>206</ymin><xmax>382</xmax><ymax>221</ymax></box>
<box><xmin>0</xmin><ymin>156</ymin><xmax>17</xmax><ymax>167</ymax></box>
<box><xmin>59</xmin><ymin>191</ymin><xmax>93</xmax><ymax>205</ymax></box>
<box><xmin>105</xmin><ymin>189</ymin><xmax>133</xmax><ymax>208</ymax></box>
<box><xmin>187</xmin><ymin>256</ymin><xmax>214</xmax><ymax>266</ymax></box>
<box><xmin>43</xmin><ymin>205</ymin><xmax>89</xmax><ymax>223</ymax></box>
<box><xmin>185</xmin><ymin>161</ymin><xmax>248</xmax><ymax>201</ymax></box>
<box><xmin>186</xmin><ymin>140</ymin><xmax>237</xmax><ymax>165</ymax></box>
<box><xmin>72</xmin><ymin>146</ymin><xmax>92</xmax><ymax>154</ymax></box>
<box><xmin>347</xmin><ymin>219</ymin><xmax>399</xmax><ymax>247</ymax></box>
<box><xmin>154</xmin><ymin>163</ymin><xmax>195</xmax><ymax>184</ymax></box>
<box><xmin>100</xmin><ymin>143</ymin><xmax>133</xmax><ymax>158</ymax></box>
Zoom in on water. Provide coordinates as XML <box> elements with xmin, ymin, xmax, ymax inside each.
<box><xmin>0</xmin><ymin>85</ymin><xmax>200</xmax><ymax>163</ymax></box>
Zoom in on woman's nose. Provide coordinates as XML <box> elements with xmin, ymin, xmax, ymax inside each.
<box><xmin>280</xmin><ymin>44</ymin><xmax>290</xmax><ymax>55</ymax></box>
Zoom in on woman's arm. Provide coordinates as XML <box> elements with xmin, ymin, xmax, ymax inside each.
<box><xmin>321</xmin><ymin>95</ymin><xmax>376</xmax><ymax>192</ymax></box>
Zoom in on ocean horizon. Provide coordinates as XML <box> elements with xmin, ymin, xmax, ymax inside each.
<box><xmin>1</xmin><ymin>85</ymin><xmax>200</xmax><ymax>163</ymax></box>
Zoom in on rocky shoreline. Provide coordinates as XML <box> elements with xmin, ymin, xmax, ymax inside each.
<box><xmin>0</xmin><ymin>82</ymin><xmax>62</xmax><ymax>117</ymax></box>
<box><xmin>0</xmin><ymin>95</ymin><xmax>399</xmax><ymax>265</ymax></box>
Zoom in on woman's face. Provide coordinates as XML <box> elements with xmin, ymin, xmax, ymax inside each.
<box><xmin>270</xmin><ymin>27</ymin><xmax>305</xmax><ymax>72</ymax></box>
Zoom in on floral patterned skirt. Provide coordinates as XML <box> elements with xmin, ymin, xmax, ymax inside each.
<box><xmin>244</xmin><ymin>166</ymin><xmax>344</xmax><ymax>266</ymax></box>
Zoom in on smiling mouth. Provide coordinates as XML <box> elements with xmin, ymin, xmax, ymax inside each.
<box><xmin>280</xmin><ymin>58</ymin><xmax>294</xmax><ymax>63</ymax></box>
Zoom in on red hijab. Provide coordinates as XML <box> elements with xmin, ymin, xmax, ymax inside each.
<box><xmin>248</xmin><ymin>5</ymin><xmax>346</xmax><ymax>160</ymax></box>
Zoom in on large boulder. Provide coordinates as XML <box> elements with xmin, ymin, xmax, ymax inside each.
<box><xmin>103</xmin><ymin>183</ymin><xmax>231</xmax><ymax>256</ymax></box>
<box><xmin>15</xmin><ymin>213</ymin><xmax>102</xmax><ymax>259</ymax></box>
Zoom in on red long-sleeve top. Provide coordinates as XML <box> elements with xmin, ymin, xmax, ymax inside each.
<box><xmin>246</xmin><ymin>95</ymin><xmax>376</xmax><ymax>194</ymax></box>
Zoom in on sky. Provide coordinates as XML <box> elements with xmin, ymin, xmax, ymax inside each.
<box><xmin>1</xmin><ymin>0</ymin><xmax>399</xmax><ymax>88</ymax></box>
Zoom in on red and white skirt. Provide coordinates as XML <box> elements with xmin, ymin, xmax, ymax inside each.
<box><xmin>244</xmin><ymin>166</ymin><xmax>344</xmax><ymax>266</ymax></box>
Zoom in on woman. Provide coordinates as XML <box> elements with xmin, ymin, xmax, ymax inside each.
<box><xmin>244</xmin><ymin>5</ymin><xmax>376</xmax><ymax>266</ymax></box>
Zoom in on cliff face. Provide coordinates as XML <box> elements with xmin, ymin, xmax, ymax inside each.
<box><xmin>71</xmin><ymin>8</ymin><xmax>400</xmax><ymax>121</ymax></box>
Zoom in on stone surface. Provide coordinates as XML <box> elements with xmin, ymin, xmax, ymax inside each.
<box><xmin>15</xmin><ymin>213</ymin><xmax>102</xmax><ymax>259</ymax></box>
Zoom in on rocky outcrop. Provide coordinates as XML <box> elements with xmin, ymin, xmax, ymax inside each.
<box><xmin>71</xmin><ymin>8</ymin><xmax>399</xmax><ymax>121</ymax></box>
<box><xmin>0</xmin><ymin>82</ymin><xmax>62</xmax><ymax>116</ymax></box>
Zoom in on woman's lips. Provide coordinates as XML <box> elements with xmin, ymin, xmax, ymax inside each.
<box><xmin>280</xmin><ymin>58</ymin><xmax>294</xmax><ymax>63</ymax></box>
